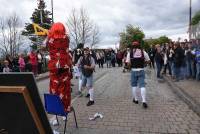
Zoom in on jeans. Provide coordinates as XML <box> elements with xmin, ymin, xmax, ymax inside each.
<box><xmin>131</xmin><ymin>70</ymin><xmax>145</xmax><ymax>88</ymax></box>
<box><xmin>82</xmin><ymin>74</ymin><xmax>93</xmax><ymax>88</ymax></box>
<box><xmin>174</xmin><ymin>66</ymin><xmax>181</xmax><ymax>80</ymax></box>
<box><xmin>163</xmin><ymin>62</ymin><xmax>172</xmax><ymax>75</ymax></box>
<box><xmin>169</xmin><ymin>61</ymin><xmax>174</xmax><ymax>76</ymax></box>
<box><xmin>106</xmin><ymin>60</ymin><xmax>111</xmax><ymax>68</ymax></box>
<box><xmin>150</xmin><ymin>58</ymin><xmax>155</xmax><ymax>68</ymax></box>
<box><xmin>196</xmin><ymin>63</ymin><xmax>200</xmax><ymax>80</ymax></box>
<box><xmin>180</xmin><ymin>65</ymin><xmax>186</xmax><ymax>79</ymax></box>
<box><xmin>155</xmin><ymin>61</ymin><xmax>162</xmax><ymax>78</ymax></box>
<box><xmin>186</xmin><ymin>60</ymin><xmax>195</xmax><ymax>78</ymax></box>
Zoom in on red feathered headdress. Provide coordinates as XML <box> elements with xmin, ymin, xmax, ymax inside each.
<box><xmin>48</xmin><ymin>22</ymin><xmax>67</xmax><ymax>39</ymax></box>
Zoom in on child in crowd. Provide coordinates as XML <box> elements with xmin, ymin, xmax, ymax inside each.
<box><xmin>3</xmin><ymin>60</ymin><xmax>11</xmax><ymax>73</ymax></box>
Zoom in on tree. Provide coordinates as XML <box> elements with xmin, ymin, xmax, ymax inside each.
<box><xmin>22</xmin><ymin>0</ymin><xmax>52</xmax><ymax>50</ymax></box>
<box><xmin>119</xmin><ymin>24</ymin><xmax>145</xmax><ymax>49</ymax></box>
<box><xmin>157</xmin><ymin>36</ymin><xmax>171</xmax><ymax>44</ymax></box>
<box><xmin>67</xmin><ymin>8</ymin><xmax>80</xmax><ymax>48</ymax></box>
<box><xmin>90</xmin><ymin>24</ymin><xmax>100</xmax><ymax>49</ymax></box>
<box><xmin>145</xmin><ymin>35</ymin><xmax>171</xmax><ymax>47</ymax></box>
<box><xmin>67</xmin><ymin>8</ymin><xmax>100</xmax><ymax>49</ymax></box>
<box><xmin>191</xmin><ymin>10</ymin><xmax>200</xmax><ymax>25</ymax></box>
<box><xmin>0</xmin><ymin>13</ymin><xmax>22</xmax><ymax>57</ymax></box>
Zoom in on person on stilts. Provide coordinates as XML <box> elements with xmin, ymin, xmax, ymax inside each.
<box><xmin>46</xmin><ymin>22</ymin><xmax>72</xmax><ymax>125</ymax></box>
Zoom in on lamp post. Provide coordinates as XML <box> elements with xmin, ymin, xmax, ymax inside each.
<box><xmin>51</xmin><ymin>0</ymin><xmax>54</xmax><ymax>23</ymax></box>
<box><xmin>189</xmin><ymin>0</ymin><xmax>192</xmax><ymax>40</ymax></box>
<box><xmin>37</xmin><ymin>0</ymin><xmax>43</xmax><ymax>24</ymax></box>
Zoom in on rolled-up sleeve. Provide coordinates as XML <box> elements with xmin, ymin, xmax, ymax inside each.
<box><xmin>126</xmin><ymin>52</ymin><xmax>130</xmax><ymax>63</ymax></box>
<box><xmin>77</xmin><ymin>56</ymin><xmax>82</xmax><ymax>67</ymax></box>
<box><xmin>91</xmin><ymin>57</ymin><xmax>96</xmax><ymax>68</ymax></box>
<box><xmin>143</xmin><ymin>51</ymin><xmax>150</xmax><ymax>61</ymax></box>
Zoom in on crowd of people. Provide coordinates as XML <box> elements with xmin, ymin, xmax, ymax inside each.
<box><xmin>73</xmin><ymin>48</ymin><xmax>124</xmax><ymax>69</ymax></box>
<box><xmin>1</xmin><ymin>39</ymin><xmax>199</xmax><ymax>83</ymax></box>
<box><xmin>149</xmin><ymin>39</ymin><xmax>200</xmax><ymax>81</ymax></box>
<box><xmin>0</xmin><ymin>50</ymin><xmax>47</xmax><ymax>76</ymax></box>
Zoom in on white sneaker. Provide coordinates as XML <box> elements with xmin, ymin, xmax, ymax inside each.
<box><xmin>52</xmin><ymin>119</ymin><xmax>58</xmax><ymax>126</ymax></box>
<box><xmin>62</xmin><ymin>116</ymin><xmax>66</xmax><ymax>121</ymax></box>
<box><xmin>53</xmin><ymin>130</ymin><xmax>60</xmax><ymax>134</ymax></box>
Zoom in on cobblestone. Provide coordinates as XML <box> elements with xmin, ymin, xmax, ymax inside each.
<box><xmin>38</xmin><ymin>67</ymin><xmax>200</xmax><ymax>134</ymax></box>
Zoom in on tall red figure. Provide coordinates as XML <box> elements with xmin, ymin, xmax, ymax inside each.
<box><xmin>46</xmin><ymin>22</ymin><xmax>72</xmax><ymax>112</ymax></box>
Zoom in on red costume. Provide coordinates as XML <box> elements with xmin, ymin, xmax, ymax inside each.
<box><xmin>47</xmin><ymin>22</ymin><xmax>72</xmax><ymax>112</ymax></box>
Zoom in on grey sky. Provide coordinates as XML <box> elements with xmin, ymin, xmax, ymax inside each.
<box><xmin>0</xmin><ymin>0</ymin><xmax>199</xmax><ymax>47</ymax></box>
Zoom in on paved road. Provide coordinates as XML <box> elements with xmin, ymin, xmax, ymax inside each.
<box><xmin>37</xmin><ymin>68</ymin><xmax>109</xmax><ymax>100</ymax></box>
<box><xmin>37</xmin><ymin>67</ymin><xmax>200</xmax><ymax>134</ymax></box>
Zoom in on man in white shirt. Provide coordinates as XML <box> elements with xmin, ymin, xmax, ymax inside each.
<box><xmin>126</xmin><ymin>41</ymin><xmax>150</xmax><ymax>108</ymax></box>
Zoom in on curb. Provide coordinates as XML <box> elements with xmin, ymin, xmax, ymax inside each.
<box><xmin>36</xmin><ymin>72</ymin><xmax>49</xmax><ymax>82</ymax></box>
<box><xmin>164</xmin><ymin>76</ymin><xmax>200</xmax><ymax>117</ymax></box>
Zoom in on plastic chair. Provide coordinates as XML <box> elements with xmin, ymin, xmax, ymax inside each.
<box><xmin>44</xmin><ymin>94</ymin><xmax>78</xmax><ymax>134</ymax></box>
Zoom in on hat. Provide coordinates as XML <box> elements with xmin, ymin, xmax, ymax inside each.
<box><xmin>84</xmin><ymin>47</ymin><xmax>90</xmax><ymax>51</ymax></box>
<box><xmin>132</xmin><ymin>41</ymin><xmax>139</xmax><ymax>46</ymax></box>
<box><xmin>4</xmin><ymin>60</ymin><xmax>8</xmax><ymax>63</ymax></box>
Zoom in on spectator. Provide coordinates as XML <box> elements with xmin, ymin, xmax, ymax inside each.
<box><xmin>73</xmin><ymin>48</ymin><xmax>83</xmax><ymax>65</ymax></box>
<box><xmin>12</xmin><ymin>55</ymin><xmax>20</xmax><ymax>72</ymax></box>
<box><xmin>123</xmin><ymin>48</ymin><xmax>131</xmax><ymax>72</ymax></box>
<box><xmin>180</xmin><ymin>43</ymin><xmax>187</xmax><ymax>79</ymax></box>
<box><xmin>105</xmin><ymin>49</ymin><xmax>112</xmax><ymax>68</ymax></box>
<box><xmin>5</xmin><ymin>54</ymin><xmax>13</xmax><ymax>70</ymax></box>
<box><xmin>168</xmin><ymin>43</ymin><xmax>175</xmax><ymax>78</ymax></box>
<box><xmin>99</xmin><ymin>51</ymin><xmax>105</xmax><ymax>68</ymax></box>
<box><xmin>96</xmin><ymin>51</ymin><xmax>102</xmax><ymax>68</ymax></box>
<box><xmin>91</xmin><ymin>50</ymin><xmax>97</xmax><ymax>64</ymax></box>
<box><xmin>37</xmin><ymin>50</ymin><xmax>43</xmax><ymax>74</ymax></box>
<box><xmin>185</xmin><ymin>43</ymin><xmax>196</xmax><ymax>79</ymax></box>
<box><xmin>162</xmin><ymin>45</ymin><xmax>172</xmax><ymax>75</ymax></box>
<box><xmin>111</xmin><ymin>50</ymin><xmax>116</xmax><ymax>67</ymax></box>
<box><xmin>148</xmin><ymin>45</ymin><xmax>156</xmax><ymax>68</ymax></box>
<box><xmin>18</xmin><ymin>53</ymin><xmax>25</xmax><ymax>72</ymax></box>
<box><xmin>193</xmin><ymin>44</ymin><xmax>200</xmax><ymax>80</ymax></box>
<box><xmin>155</xmin><ymin>44</ymin><xmax>164</xmax><ymax>79</ymax></box>
<box><xmin>173</xmin><ymin>43</ymin><xmax>184</xmax><ymax>81</ymax></box>
<box><xmin>29</xmin><ymin>50</ymin><xmax>38</xmax><ymax>75</ymax></box>
<box><xmin>116</xmin><ymin>50</ymin><xmax>123</xmax><ymax>67</ymax></box>
<box><xmin>25</xmin><ymin>56</ymin><xmax>32</xmax><ymax>72</ymax></box>
<box><xmin>3</xmin><ymin>60</ymin><xmax>11</xmax><ymax>73</ymax></box>
<box><xmin>0</xmin><ymin>60</ymin><xmax>3</xmax><ymax>72</ymax></box>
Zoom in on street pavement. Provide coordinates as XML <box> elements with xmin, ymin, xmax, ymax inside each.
<box><xmin>165</xmin><ymin>76</ymin><xmax>200</xmax><ymax>117</ymax></box>
<box><xmin>37</xmin><ymin>67</ymin><xmax>200</xmax><ymax>134</ymax></box>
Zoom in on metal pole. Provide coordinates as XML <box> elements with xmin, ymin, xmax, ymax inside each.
<box><xmin>40</xmin><ymin>9</ymin><xmax>43</xmax><ymax>24</ymax></box>
<box><xmin>38</xmin><ymin>0</ymin><xmax>43</xmax><ymax>24</ymax></box>
<box><xmin>51</xmin><ymin>0</ymin><xmax>54</xmax><ymax>23</ymax></box>
<box><xmin>189</xmin><ymin>0</ymin><xmax>192</xmax><ymax>40</ymax></box>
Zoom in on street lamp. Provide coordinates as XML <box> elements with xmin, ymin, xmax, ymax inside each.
<box><xmin>51</xmin><ymin>0</ymin><xmax>54</xmax><ymax>23</ymax></box>
<box><xmin>189</xmin><ymin>0</ymin><xmax>192</xmax><ymax>40</ymax></box>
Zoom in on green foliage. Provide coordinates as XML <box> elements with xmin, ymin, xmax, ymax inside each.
<box><xmin>119</xmin><ymin>24</ymin><xmax>145</xmax><ymax>49</ymax></box>
<box><xmin>158</xmin><ymin>36</ymin><xmax>171</xmax><ymax>44</ymax></box>
<box><xmin>142</xmin><ymin>41</ymin><xmax>150</xmax><ymax>51</ymax></box>
<box><xmin>191</xmin><ymin>11</ymin><xmax>200</xmax><ymax>25</ymax></box>
<box><xmin>22</xmin><ymin>0</ymin><xmax>52</xmax><ymax>50</ymax></box>
<box><xmin>145</xmin><ymin>36</ymin><xmax>171</xmax><ymax>46</ymax></box>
